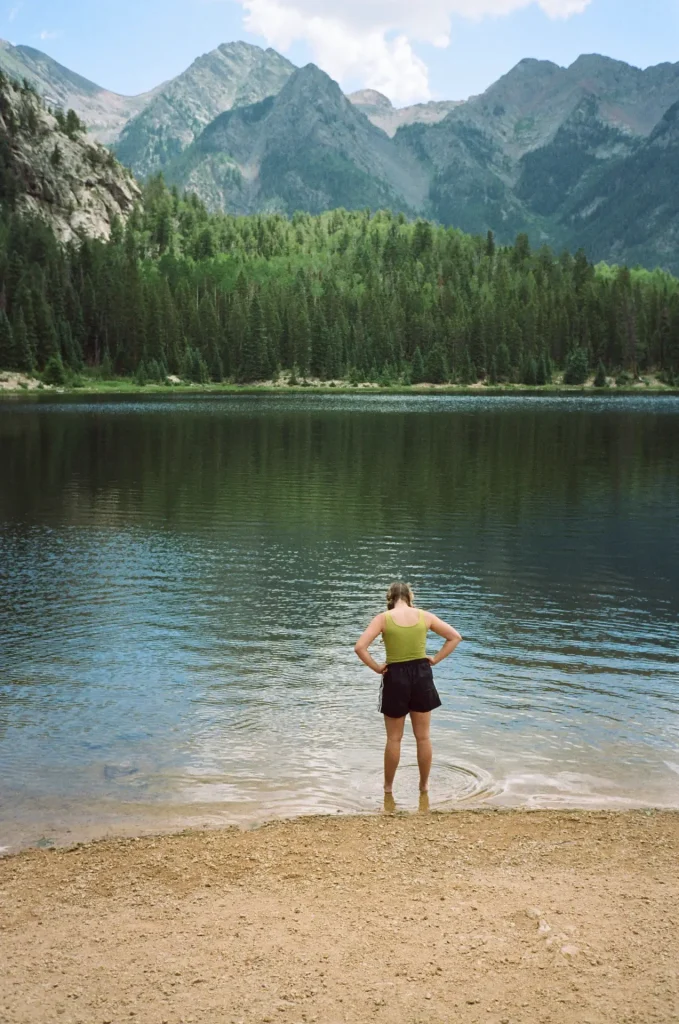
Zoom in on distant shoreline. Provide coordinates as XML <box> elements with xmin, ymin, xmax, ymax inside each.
<box><xmin>2</xmin><ymin>375</ymin><xmax>679</xmax><ymax>400</ymax></box>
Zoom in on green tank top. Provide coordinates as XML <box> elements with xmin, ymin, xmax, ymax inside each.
<box><xmin>383</xmin><ymin>609</ymin><xmax>428</xmax><ymax>664</ymax></box>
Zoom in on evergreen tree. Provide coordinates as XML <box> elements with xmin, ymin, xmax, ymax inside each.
<box><xmin>240</xmin><ymin>294</ymin><xmax>267</xmax><ymax>382</ymax></box>
<box><xmin>486</xmin><ymin>230</ymin><xmax>495</xmax><ymax>261</ymax></box>
<box><xmin>563</xmin><ymin>347</ymin><xmax>589</xmax><ymax>385</ymax></box>
<box><xmin>521</xmin><ymin>356</ymin><xmax>538</xmax><ymax>386</ymax></box>
<box><xmin>457</xmin><ymin>348</ymin><xmax>476</xmax><ymax>385</ymax></box>
<box><xmin>0</xmin><ymin>310</ymin><xmax>14</xmax><ymax>368</ymax></box>
<box><xmin>496</xmin><ymin>342</ymin><xmax>510</xmax><ymax>381</ymax></box>
<box><xmin>42</xmin><ymin>352</ymin><xmax>66</xmax><ymax>385</ymax></box>
<box><xmin>425</xmin><ymin>342</ymin><xmax>448</xmax><ymax>384</ymax></box>
<box><xmin>12</xmin><ymin>310</ymin><xmax>33</xmax><ymax>372</ymax></box>
<box><xmin>594</xmin><ymin>361</ymin><xmax>607</xmax><ymax>388</ymax></box>
<box><xmin>411</xmin><ymin>346</ymin><xmax>426</xmax><ymax>384</ymax></box>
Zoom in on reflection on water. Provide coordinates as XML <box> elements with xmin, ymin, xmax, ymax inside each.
<box><xmin>1</xmin><ymin>394</ymin><xmax>678</xmax><ymax>850</ymax></box>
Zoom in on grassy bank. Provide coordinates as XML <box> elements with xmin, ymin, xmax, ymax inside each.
<box><xmin>2</xmin><ymin>371</ymin><xmax>679</xmax><ymax>399</ymax></box>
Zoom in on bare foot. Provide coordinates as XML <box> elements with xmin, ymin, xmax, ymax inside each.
<box><xmin>418</xmin><ymin>792</ymin><xmax>430</xmax><ymax>813</ymax></box>
<box><xmin>383</xmin><ymin>793</ymin><xmax>396</xmax><ymax>814</ymax></box>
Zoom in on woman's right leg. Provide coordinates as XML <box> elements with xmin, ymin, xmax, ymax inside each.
<box><xmin>383</xmin><ymin>715</ymin><xmax>406</xmax><ymax>793</ymax></box>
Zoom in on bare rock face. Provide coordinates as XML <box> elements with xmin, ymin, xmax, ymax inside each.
<box><xmin>0</xmin><ymin>75</ymin><xmax>141</xmax><ymax>242</ymax></box>
<box><xmin>348</xmin><ymin>88</ymin><xmax>463</xmax><ymax>137</ymax></box>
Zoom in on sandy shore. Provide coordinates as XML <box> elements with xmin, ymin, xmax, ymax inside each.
<box><xmin>1</xmin><ymin>809</ymin><xmax>678</xmax><ymax>1024</ymax></box>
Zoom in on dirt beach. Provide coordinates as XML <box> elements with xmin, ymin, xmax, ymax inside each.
<box><xmin>1</xmin><ymin>809</ymin><xmax>678</xmax><ymax>1024</ymax></box>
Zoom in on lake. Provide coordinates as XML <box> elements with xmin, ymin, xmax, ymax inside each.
<box><xmin>1</xmin><ymin>393</ymin><xmax>678</xmax><ymax>851</ymax></box>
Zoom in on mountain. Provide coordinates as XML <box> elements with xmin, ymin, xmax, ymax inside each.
<box><xmin>114</xmin><ymin>42</ymin><xmax>296</xmax><ymax>178</ymax></box>
<box><xmin>561</xmin><ymin>99</ymin><xmax>679</xmax><ymax>268</ymax></box>
<box><xmin>165</xmin><ymin>64</ymin><xmax>429</xmax><ymax>216</ymax></box>
<box><xmin>0</xmin><ymin>73</ymin><xmax>140</xmax><ymax>241</ymax></box>
<box><xmin>0</xmin><ymin>38</ymin><xmax>158</xmax><ymax>143</ymax></box>
<box><xmin>348</xmin><ymin>89</ymin><xmax>463</xmax><ymax>136</ymax></box>
<box><xmin>394</xmin><ymin>53</ymin><xmax>679</xmax><ymax>264</ymax></box>
<box><xmin>2</xmin><ymin>38</ymin><xmax>679</xmax><ymax>271</ymax></box>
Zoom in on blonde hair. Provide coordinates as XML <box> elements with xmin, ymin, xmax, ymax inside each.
<box><xmin>386</xmin><ymin>582</ymin><xmax>414</xmax><ymax>610</ymax></box>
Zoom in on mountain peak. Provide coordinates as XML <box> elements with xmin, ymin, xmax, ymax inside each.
<box><xmin>569</xmin><ymin>53</ymin><xmax>635</xmax><ymax>74</ymax></box>
<box><xmin>280</xmin><ymin>63</ymin><xmax>344</xmax><ymax>101</ymax></box>
<box><xmin>348</xmin><ymin>89</ymin><xmax>393</xmax><ymax>110</ymax></box>
<box><xmin>217</xmin><ymin>41</ymin><xmax>266</xmax><ymax>57</ymax></box>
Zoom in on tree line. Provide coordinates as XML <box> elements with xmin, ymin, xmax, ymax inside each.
<box><xmin>1</xmin><ymin>168</ymin><xmax>679</xmax><ymax>387</ymax></box>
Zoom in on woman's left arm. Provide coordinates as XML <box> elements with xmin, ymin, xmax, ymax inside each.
<box><xmin>354</xmin><ymin>614</ymin><xmax>388</xmax><ymax>675</ymax></box>
<box><xmin>426</xmin><ymin>614</ymin><xmax>463</xmax><ymax>666</ymax></box>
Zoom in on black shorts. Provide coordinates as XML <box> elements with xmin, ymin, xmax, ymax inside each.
<box><xmin>378</xmin><ymin>658</ymin><xmax>442</xmax><ymax>718</ymax></box>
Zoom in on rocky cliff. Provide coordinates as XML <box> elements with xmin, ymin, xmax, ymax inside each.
<box><xmin>0</xmin><ymin>72</ymin><xmax>140</xmax><ymax>241</ymax></box>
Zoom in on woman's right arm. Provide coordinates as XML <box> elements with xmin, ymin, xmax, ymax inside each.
<box><xmin>426</xmin><ymin>614</ymin><xmax>463</xmax><ymax>666</ymax></box>
<box><xmin>354</xmin><ymin>614</ymin><xmax>388</xmax><ymax>675</ymax></box>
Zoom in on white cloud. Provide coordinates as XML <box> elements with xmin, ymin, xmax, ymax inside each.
<box><xmin>39</xmin><ymin>29</ymin><xmax>62</xmax><ymax>40</ymax></box>
<box><xmin>8</xmin><ymin>4</ymin><xmax>21</xmax><ymax>22</ymax></box>
<box><xmin>237</xmin><ymin>0</ymin><xmax>592</xmax><ymax>103</ymax></box>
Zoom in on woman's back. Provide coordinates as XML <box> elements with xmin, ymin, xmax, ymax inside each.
<box><xmin>383</xmin><ymin>607</ymin><xmax>427</xmax><ymax>664</ymax></box>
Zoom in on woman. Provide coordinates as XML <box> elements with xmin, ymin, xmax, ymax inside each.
<box><xmin>354</xmin><ymin>582</ymin><xmax>462</xmax><ymax>797</ymax></box>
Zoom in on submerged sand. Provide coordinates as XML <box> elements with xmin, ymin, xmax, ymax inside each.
<box><xmin>1</xmin><ymin>809</ymin><xmax>678</xmax><ymax>1024</ymax></box>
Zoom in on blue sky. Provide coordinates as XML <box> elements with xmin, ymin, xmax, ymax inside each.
<box><xmin>3</xmin><ymin>0</ymin><xmax>678</xmax><ymax>105</ymax></box>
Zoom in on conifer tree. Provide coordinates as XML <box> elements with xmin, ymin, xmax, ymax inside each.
<box><xmin>12</xmin><ymin>310</ymin><xmax>33</xmax><ymax>372</ymax></box>
<box><xmin>521</xmin><ymin>356</ymin><xmax>538</xmax><ymax>386</ymax></box>
<box><xmin>457</xmin><ymin>348</ymin><xmax>475</xmax><ymax>385</ymax></box>
<box><xmin>496</xmin><ymin>342</ymin><xmax>511</xmax><ymax>382</ymax></box>
<box><xmin>410</xmin><ymin>346</ymin><xmax>425</xmax><ymax>384</ymax></box>
<box><xmin>43</xmin><ymin>352</ymin><xmax>66</xmax><ymax>385</ymax></box>
<box><xmin>594</xmin><ymin>361</ymin><xmax>607</xmax><ymax>388</ymax></box>
<box><xmin>0</xmin><ymin>310</ymin><xmax>14</xmax><ymax>369</ymax></box>
<box><xmin>563</xmin><ymin>347</ymin><xmax>589</xmax><ymax>385</ymax></box>
<box><xmin>240</xmin><ymin>293</ymin><xmax>267</xmax><ymax>382</ymax></box>
<box><xmin>425</xmin><ymin>343</ymin><xmax>448</xmax><ymax>384</ymax></box>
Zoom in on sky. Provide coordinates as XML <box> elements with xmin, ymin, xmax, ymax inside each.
<box><xmin>3</xmin><ymin>0</ymin><xmax>679</xmax><ymax>105</ymax></box>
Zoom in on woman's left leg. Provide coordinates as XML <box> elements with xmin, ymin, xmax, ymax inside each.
<box><xmin>383</xmin><ymin>715</ymin><xmax>406</xmax><ymax>793</ymax></box>
<box><xmin>410</xmin><ymin>711</ymin><xmax>433</xmax><ymax>793</ymax></box>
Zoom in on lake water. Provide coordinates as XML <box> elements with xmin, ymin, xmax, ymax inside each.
<box><xmin>1</xmin><ymin>394</ymin><xmax>678</xmax><ymax>851</ymax></box>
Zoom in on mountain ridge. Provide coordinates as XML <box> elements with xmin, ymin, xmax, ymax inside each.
<box><xmin>2</xmin><ymin>39</ymin><xmax>679</xmax><ymax>270</ymax></box>
<box><xmin>0</xmin><ymin>38</ymin><xmax>160</xmax><ymax>143</ymax></box>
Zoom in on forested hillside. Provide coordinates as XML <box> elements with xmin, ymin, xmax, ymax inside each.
<box><xmin>2</xmin><ymin>168</ymin><xmax>679</xmax><ymax>387</ymax></box>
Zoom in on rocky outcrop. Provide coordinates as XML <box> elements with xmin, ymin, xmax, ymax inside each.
<box><xmin>0</xmin><ymin>74</ymin><xmax>141</xmax><ymax>242</ymax></box>
<box><xmin>348</xmin><ymin>89</ymin><xmax>463</xmax><ymax>137</ymax></box>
